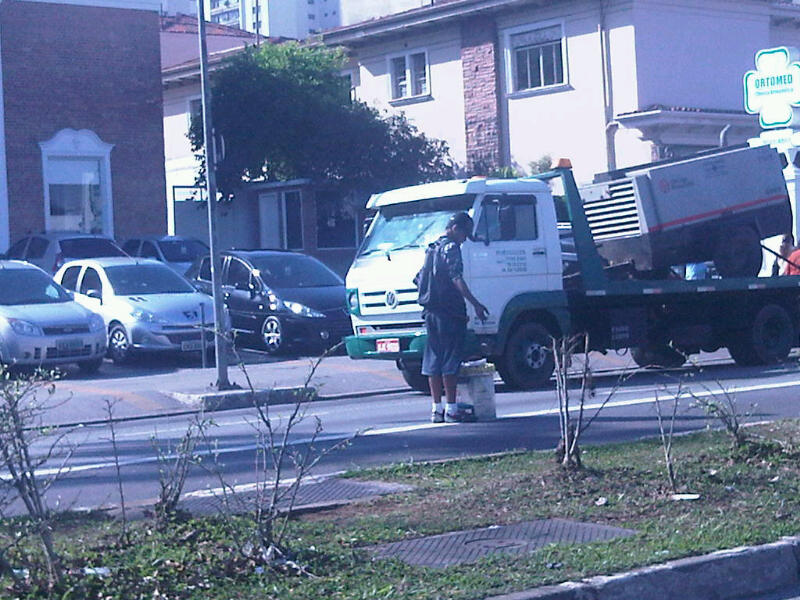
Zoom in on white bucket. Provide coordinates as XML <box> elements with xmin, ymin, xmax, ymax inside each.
<box><xmin>457</xmin><ymin>360</ymin><xmax>496</xmax><ymax>421</ymax></box>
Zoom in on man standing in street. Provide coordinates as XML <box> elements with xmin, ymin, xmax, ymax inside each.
<box><xmin>415</xmin><ymin>212</ymin><xmax>489</xmax><ymax>423</ymax></box>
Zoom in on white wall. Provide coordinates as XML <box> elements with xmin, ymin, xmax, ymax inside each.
<box><xmin>353</xmin><ymin>27</ymin><xmax>467</xmax><ymax>165</ymax></box>
<box><xmin>498</xmin><ymin>1</ymin><xmax>645</xmax><ymax>184</ymax></box>
<box><xmin>163</xmin><ymin>84</ymin><xmax>203</xmax><ymax>234</ymax></box>
<box><xmin>633</xmin><ymin>0</ymin><xmax>769</xmax><ymax>112</ymax></box>
<box><xmin>340</xmin><ymin>0</ymin><xmax>430</xmax><ymax>26</ymax></box>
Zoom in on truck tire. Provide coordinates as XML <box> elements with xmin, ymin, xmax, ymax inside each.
<box><xmin>727</xmin><ymin>303</ymin><xmax>795</xmax><ymax>366</ymax></box>
<box><xmin>713</xmin><ymin>226</ymin><xmax>762</xmax><ymax>278</ymax></box>
<box><xmin>497</xmin><ymin>322</ymin><xmax>555</xmax><ymax>390</ymax></box>
<box><xmin>397</xmin><ymin>361</ymin><xmax>430</xmax><ymax>394</ymax></box>
<box><xmin>631</xmin><ymin>345</ymin><xmax>685</xmax><ymax>369</ymax></box>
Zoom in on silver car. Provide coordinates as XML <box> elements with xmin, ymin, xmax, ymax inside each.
<box><xmin>55</xmin><ymin>257</ymin><xmax>216</xmax><ymax>364</ymax></box>
<box><xmin>121</xmin><ymin>236</ymin><xmax>208</xmax><ymax>276</ymax></box>
<box><xmin>0</xmin><ymin>261</ymin><xmax>106</xmax><ymax>372</ymax></box>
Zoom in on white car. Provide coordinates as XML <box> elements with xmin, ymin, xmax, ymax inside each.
<box><xmin>55</xmin><ymin>258</ymin><xmax>216</xmax><ymax>364</ymax></box>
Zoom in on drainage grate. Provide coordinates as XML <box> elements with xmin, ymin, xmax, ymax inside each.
<box><xmin>179</xmin><ymin>477</ymin><xmax>412</xmax><ymax>517</ymax></box>
<box><xmin>368</xmin><ymin>519</ymin><xmax>636</xmax><ymax>568</ymax></box>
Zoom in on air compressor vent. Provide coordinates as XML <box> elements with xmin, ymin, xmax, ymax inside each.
<box><xmin>583</xmin><ymin>179</ymin><xmax>641</xmax><ymax>240</ymax></box>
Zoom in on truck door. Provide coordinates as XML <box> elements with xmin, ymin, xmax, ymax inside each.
<box><xmin>466</xmin><ymin>194</ymin><xmax>549</xmax><ymax>332</ymax></box>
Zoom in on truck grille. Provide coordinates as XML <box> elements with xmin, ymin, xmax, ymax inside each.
<box><xmin>583</xmin><ymin>179</ymin><xmax>641</xmax><ymax>240</ymax></box>
<box><xmin>360</xmin><ymin>288</ymin><xmax>419</xmax><ymax>311</ymax></box>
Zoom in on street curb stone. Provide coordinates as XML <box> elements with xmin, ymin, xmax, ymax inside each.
<box><xmin>484</xmin><ymin>536</ymin><xmax>800</xmax><ymax>600</ymax></box>
<box><xmin>169</xmin><ymin>386</ymin><xmax>313</xmax><ymax>410</ymax></box>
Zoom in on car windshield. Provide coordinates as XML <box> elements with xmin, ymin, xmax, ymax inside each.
<box><xmin>60</xmin><ymin>238</ymin><xmax>126</xmax><ymax>258</ymax></box>
<box><xmin>248</xmin><ymin>254</ymin><xmax>342</xmax><ymax>288</ymax></box>
<box><xmin>359</xmin><ymin>194</ymin><xmax>475</xmax><ymax>257</ymax></box>
<box><xmin>105</xmin><ymin>264</ymin><xmax>195</xmax><ymax>295</ymax></box>
<box><xmin>158</xmin><ymin>239</ymin><xmax>208</xmax><ymax>263</ymax></box>
<box><xmin>0</xmin><ymin>269</ymin><xmax>71</xmax><ymax>305</ymax></box>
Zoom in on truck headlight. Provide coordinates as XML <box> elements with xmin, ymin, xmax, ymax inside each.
<box><xmin>8</xmin><ymin>318</ymin><xmax>43</xmax><ymax>336</ymax></box>
<box><xmin>88</xmin><ymin>314</ymin><xmax>105</xmax><ymax>333</ymax></box>
<box><xmin>283</xmin><ymin>301</ymin><xmax>325</xmax><ymax>319</ymax></box>
<box><xmin>347</xmin><ymin>289</ymin><xmax>359</xmax><ymax>313</ymax></box>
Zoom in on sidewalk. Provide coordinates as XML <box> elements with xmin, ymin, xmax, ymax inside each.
<box><xmin>40</xmin><ymin>353</ymin><xmax>409</xmax><ymax>426</ymax></box>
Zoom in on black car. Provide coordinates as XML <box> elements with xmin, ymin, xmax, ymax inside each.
<box><xmin>187</xmin><ymin>250</ymin><xmax>351</xmax><ymax>354</ymax></box>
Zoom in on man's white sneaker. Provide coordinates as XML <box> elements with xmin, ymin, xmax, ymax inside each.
<box><xmin>431</xmin><ymin>411</ymin><xmax>445</xmax><ymax>423</ymax></box>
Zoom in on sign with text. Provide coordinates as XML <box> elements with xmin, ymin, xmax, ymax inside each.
<box><xmin>744</xmin><ymin>46</ymin><xmax>800</xmax><ymax>129</ymax></box>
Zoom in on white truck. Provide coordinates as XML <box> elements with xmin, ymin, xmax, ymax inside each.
<box><xmin>344</xmin><ymin>145</ymin><xmax>797</xmax><ymax>391</ymax></box>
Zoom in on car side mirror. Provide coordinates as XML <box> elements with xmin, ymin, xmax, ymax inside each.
<box><xmin>86</xmin><ymin>289</ymin><xmax>102</xmax><ymax>303</ymax></box>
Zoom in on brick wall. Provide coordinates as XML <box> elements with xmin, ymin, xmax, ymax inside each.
<box><xmin>460</xmin><ymin>15</ymin><xmax>502</xmax><ymax>174</ymax></box>
<box><xmin>0</xmin><ymin>0</ymin><xmax>167</xmax><ymax>243</ymax></box>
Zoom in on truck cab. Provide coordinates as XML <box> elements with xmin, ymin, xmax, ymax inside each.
<box><xmin>345</xmin><ymin>176</ymin><xmax>564</xmax><ymax>390</ymax></box>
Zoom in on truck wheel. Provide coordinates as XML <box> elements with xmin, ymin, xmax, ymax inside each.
<box><xmin>397</xmin><ymin>361</ymin><xmax>430</xmax><ymax>394</ymax></box>
<box><xmin>497</xmin><ymin>322</ymin><xmax>554</xmax><ymax>390</ymax></box>
<box><xmin>728</xmin><ymin>303</ymin><xmax>795</xmax><ymax>366</ymax></box>
<box><xmin>631</xmin><ymin>345</ymin><xmax>685</xmax><ymax>369</ymax></box>
<box><xmin>713</xmin><ymin>226</ymin><xmax>762</xmax><ymax>278</ymax></box>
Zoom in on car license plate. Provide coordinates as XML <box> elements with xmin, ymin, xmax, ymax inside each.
<box><xmin>376</xmin><ymin>338</ymin><xmax>400</xmax><ymax>353</ymax></box>
<box><xmin>57</xmin><ymin>338</ymin><xmax>83</xmax><ymax>351</ymax></box>
<box><xmin>181</xmin><ymin>340</ymin><xmax>204</xmax><ymax>352</ymax></box>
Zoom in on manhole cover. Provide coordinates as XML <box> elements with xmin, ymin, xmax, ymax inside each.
<box><xmin>368</xmin><ymin>519</ymin><xmax>635</xmax><ymax>567</ymax></box>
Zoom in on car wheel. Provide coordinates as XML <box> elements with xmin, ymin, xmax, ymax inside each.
<box><xmin>108</xmin><ymin>324</ymin><xmax>132</xmax><ymax>365</ymax></box>
<box><xmin>78</xmin><ymin>357</ymin><xmax>103</xmax><ymax>374</ymax></box>
<box><xmin>260</xmin><ymin>316</ymin><xmax>283</xmax><ymax>354</ymax></box>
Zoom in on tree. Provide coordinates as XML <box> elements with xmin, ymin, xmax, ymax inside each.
<box><xmin>191</xmin><ymin>43</ymin><xmax>454</xmax><ymax>196</ymax></box>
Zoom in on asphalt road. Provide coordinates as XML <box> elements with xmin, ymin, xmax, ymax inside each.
<box><xmin>8</xmin><ymin>356</ymin><xmax>800</xmax><ymax>516</ymax></box>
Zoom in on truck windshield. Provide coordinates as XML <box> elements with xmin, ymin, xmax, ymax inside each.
<box><xmin>359</xmin><ymin>194</ymin><xmax>475</xmax><ymax>257</ymax></box>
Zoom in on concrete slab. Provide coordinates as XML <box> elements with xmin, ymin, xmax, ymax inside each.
<box><xmin>369</xmin><ymin>519</ymin><xmax>635</xmax><ymax>567</ymax></box>
<box><xmin>168</xmin><ymin>385</ymin><xmax>314</xmax><ymax>410</ymax></box>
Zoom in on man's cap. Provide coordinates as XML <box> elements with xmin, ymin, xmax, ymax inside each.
<box><xmin>448</xmin><ymin>212</ymin><xmax>475</xmax><ymax>240</ymax></box>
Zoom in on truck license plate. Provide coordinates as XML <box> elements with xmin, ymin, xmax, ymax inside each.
<box><xmin>376</xmin><ymin>338</ymin><xmax>400</xmax><ymax>353</ymax></box>
<box><xmin>181</xmin><ymin>340</ymin><xmax>204</xmax><ymax>352</ymax></box>
<box><xmin>57</xmin><ymin>338</ymin><xmax>83</xmax><ymax>351</ymax></box>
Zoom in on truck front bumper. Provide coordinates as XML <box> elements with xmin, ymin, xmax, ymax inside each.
<box><xmin>345</xmin><ymin>330</ymin><xmax>484</xmax><ymax>360</ymax></box>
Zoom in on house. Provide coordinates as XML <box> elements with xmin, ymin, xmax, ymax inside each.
<box><xmin>0</xmin><ymin>0</ymin><xmax>168</xmax><ymax>252</ymax></box>
<box><xmin>322</xmin><ymin>0</ymin><xmax>800</xmax><ymax>185</ymax></box>
<box><xmin>161</xmin><ymin>15</ymin><xmax>361</xmax><ymax>275</ymax></box>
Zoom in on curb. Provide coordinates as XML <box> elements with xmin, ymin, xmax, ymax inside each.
<box><xmin>485</xmin><ymin>536</ymin><xmax>800</xmax><ymax>600</ymax></box>
<box><xmin>168</xmin><ymin>386</ymin><xmax>315</xmax><ymax>410</ymax></box>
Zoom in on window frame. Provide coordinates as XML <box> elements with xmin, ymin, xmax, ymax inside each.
<box><xmin>39</xmin><ymin>129</ymin><xmax>115</xmax><ymax>236</ymax></box>
<box><xmin>503</xmin><ymin>19</ymin><xmax>568</xmax><ymax>98</ymax></box>
<box><xmin>386</xmin><ymin>48</ymin><xmax>431</xmax><ymax>104</ymax></box>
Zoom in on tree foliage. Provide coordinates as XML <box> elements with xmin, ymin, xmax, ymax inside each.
<box><xmin>191</xmin><ymin>43</ymin><xmax>454</xmax><ymax>196</ymax></box>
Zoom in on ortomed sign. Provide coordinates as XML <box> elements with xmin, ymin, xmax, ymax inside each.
<box><xmin>744</xmin><ymin>46</ymin><xmax>800</xmax><ymax>129</ymax></box>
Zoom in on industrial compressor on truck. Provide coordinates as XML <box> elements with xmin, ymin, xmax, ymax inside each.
<box><xmin>344</xmin><ymin>144</ymin><xmax>798</xmax><ymax>391</ymax></box>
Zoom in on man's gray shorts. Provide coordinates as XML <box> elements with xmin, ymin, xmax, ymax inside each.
<box><xmin>421</xmin><ymin>312</ymin><xmax>466</xmax><ymax>376</ymax></box>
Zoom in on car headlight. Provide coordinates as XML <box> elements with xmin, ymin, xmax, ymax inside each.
<box><xmin>7</xmin><ymin>318</ymin><xmax>43</xmax><ymax>336</ymax></box>
<box><xmin>130</xmin><ymin>308</ymin><xmax>162</xmax><ymax>324</ymax></box>
<box><xmin>283</xmin><ymin>301</ymin><xmax>325</xmax><ymax>319</ymax></box>
<box><xmin>88</xmin><ymin>313</ymin><xmax>105</xmax><ymax>333</ymax></box>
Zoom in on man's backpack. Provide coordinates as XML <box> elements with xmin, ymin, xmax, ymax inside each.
<box><xmin>414</xmin><ymin>242</ymin><xmax>438</xmax><ymax>307</ymax></box>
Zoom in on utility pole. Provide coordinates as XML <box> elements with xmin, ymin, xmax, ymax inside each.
<box><xmin>254</xmin><ymin>0</ymin><xmax>261</xmax><ymax>47</ymax></box>
<box><xmin>197</xmin><ymin>0</ymin><xmax>232</xmax><ymax>389</ymax></box>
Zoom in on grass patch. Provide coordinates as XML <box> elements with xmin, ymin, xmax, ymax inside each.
<box><xmin>4</xmin><ymin>423</ymin><xmax>800</xmax><ymax>599</ymax></box>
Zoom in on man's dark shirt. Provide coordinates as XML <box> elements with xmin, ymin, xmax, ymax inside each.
<box><xmin>416</xmin><ymin>235</ymin><xmax>467</xmax><ymax>320</ymax></box>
